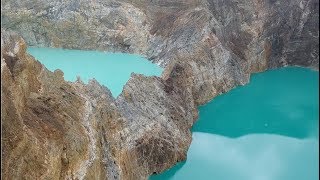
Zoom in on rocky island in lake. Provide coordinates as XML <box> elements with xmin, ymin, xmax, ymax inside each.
<box><xmin>1</xmin><ymin>0</ymin><xmax>319</xmax><ymax>179</ymax></box>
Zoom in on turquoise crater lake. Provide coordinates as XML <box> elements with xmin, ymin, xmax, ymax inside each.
<box><xmin>27</xmin><ymin>47</ymin><xmax>163</xmax><ymax>97</ymax></box>
<box><xmin>150</xmin><ymin>67</ymin><xmax>319</xmax><ymax>180</ymax></box>
<box><xmin>26</xmin><ymin>48</ymin><xmax>318</xmax><ymax>179</ymax></box>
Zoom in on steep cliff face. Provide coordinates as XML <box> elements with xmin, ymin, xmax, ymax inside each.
<box><xmin>2</xmin><ymin>0</ymin><xmax>319</xmax><ymax>69</ymax></box>
<box><xmin>1</xmin><ymin>30</ymin><xmax>115</xmax><ymax>179</ymax></box>
<box><xmin>2</xmin><ymin>0</ymin><xmax>318</xmax><ymax>105</ymax></box>
<box><xmin>1</xmin><ymin>0</ymin><xmax>150</xmax><ymax>54</ymax></box>
<box><xmin>1</xmin><ymin>30</ymin><xmax>196</xmax><ymax>179</ymax></box>
<box><xmin>1</xmin><ymin>0</ymin><xmax>319</xmax><ymax>179</ymax></box>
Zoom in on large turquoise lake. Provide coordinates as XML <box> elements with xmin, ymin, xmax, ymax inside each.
<box><xmin>151</xmin><ymin>67</ymin><xmax>319</xmax><ymax>180</ymax></box>
<box><xmin>27</xmin><ymin>47</ymin><xmax>162</xmax><ymax>97</ymax></box>
<box><xmin>27</xmin><ymin>48</ymin><xmax>318</xmax><ymax>180</ymax></box>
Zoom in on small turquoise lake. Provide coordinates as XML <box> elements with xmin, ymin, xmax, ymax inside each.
<box><xmin>27</xmin><ymin>47</ymin><xmax>163</xmax><ymax>97</ymax></box>
<box><xmin>150</xmin><ymin>67</ymin><xmax>319</xmax><ymax>180</ymax></box>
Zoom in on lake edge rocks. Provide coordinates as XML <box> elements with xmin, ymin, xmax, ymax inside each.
<box><xmin>1</xmin><ymin>0</ymin><xmax>319</xmax><ymax>179</ymax></box>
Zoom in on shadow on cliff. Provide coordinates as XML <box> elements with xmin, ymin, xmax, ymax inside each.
<box><xmin>149</xmin><ymin>162</ymin><xmax>186</xmax><ymax>180</ymax></box>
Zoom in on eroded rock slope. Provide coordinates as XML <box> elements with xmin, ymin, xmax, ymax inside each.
<box><xmin>1</xmin><ymin>0</ymin><xmax>319</xmax><ymax>179</ymax></box>
<box><xmin>2</xmin><ymin>0</ymin><xmax>318</xmax><ymax>105</ymax></box>
<box><xmin>1</xmin><ymin>30</ymin><xmax>195</xmax><ymax>179</ymax></box>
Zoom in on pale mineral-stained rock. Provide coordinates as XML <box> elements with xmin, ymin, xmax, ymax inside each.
<box><xmin>115</xmin><ymin>74</ymin><xmax>196</xmax><ymax>178</ymax></box>
<box><xmin>2</xmin><ymin>0</ymin><xmax>318</xmax><ymax>106</ymax></box>
<box><xmin>1</xmin><ymin>29</ymin><xmax>196</xmax><ymax>179</ymax></box>
<box><xmin>1</xmin><ymin>0</ymin><xmax>319</xmax><ymax>179</ymax></box>
<box><xmin>2</xmin><ymin>0</ymin><xmax>318</xmax><ymax>69</ymax></box>
<box><xmin>1</xmin><ymin>29</ymin><xmax>123</xmax><ymax>179</ymax></box>
<box><xmin>1</xmin><ymin>0</ymin><xmax>150</xmax><ymax>54</ymax></box>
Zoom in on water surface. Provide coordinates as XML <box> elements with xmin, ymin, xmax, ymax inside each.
<box><xmin>25</xmin><ymin>49</ymin><xmax>319</xmax><ymax>179</ymax></box>
<box><xmin>27</xmin><ymin>47</ymin><xmax>162</xmax><ymax>97</ymax></box>
<box><xmin>150</xmin><ymin>67</ymin><xmax>319</xmax><ymax>180</ymax></box>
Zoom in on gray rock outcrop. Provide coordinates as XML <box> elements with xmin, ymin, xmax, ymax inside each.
<box><xmin>1</xmin><ymin>0</ymin><xmax>319</xmax><ymax>179</ymax></box>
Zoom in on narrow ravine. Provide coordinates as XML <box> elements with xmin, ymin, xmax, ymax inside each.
<box><xmin>74</xmin><ymin>93</ymin><xmax>97</xmax><ymax>180</ymax></box>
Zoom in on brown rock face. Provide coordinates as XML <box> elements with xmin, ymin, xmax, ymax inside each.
<box><xmin>1</xmin><ymin>30</ymin><xmax>196</xmax><ymax>179</ymax></box>
<box><xmin>2</xmin><ymin>0</ymin><xmax>318</xmax><ymax>106</ymax></box>
<box><xmin>1</xmin><ymin>0</ymin><xmax>319</xmax><ymax>179</ymax></box>
<box><xmin>1</xmin><ymin>30</ymin><xmax>120</xmax><ymax>179</ymax></box>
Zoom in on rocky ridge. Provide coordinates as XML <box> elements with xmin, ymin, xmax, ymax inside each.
<box><xmin>1</xmin><ymin>30</ymin><xmax>194</xmax><ymax>179</ymax></box>
<box><xmin>2</xmin><ymin>0</ymin><xmax>319</xmax><ymax>105</ymax></box>
<box><xmin>1</xmin><ymin>0</ymin><xmax>319</xmax><ymax>179</ymax></box>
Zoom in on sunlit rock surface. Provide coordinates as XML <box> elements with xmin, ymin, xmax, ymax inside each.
<box><xmin>1</xmin><ymin>0</ymin><xmax>319</xmax><ymax>179</ymax></box>
<box><xmin>2</xmin><ymin>0</ymin><xmax>318</xmax><ymax>105</ymax></box>
<box><xmin>1</xmin><ymin>29</ymin><xmax>118</xmax><ymax>179</ymax></box>
<box><xmin>1</xmin><ymin>30</ymin><xmax>195</xmax><ymax>179</ymax></box>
